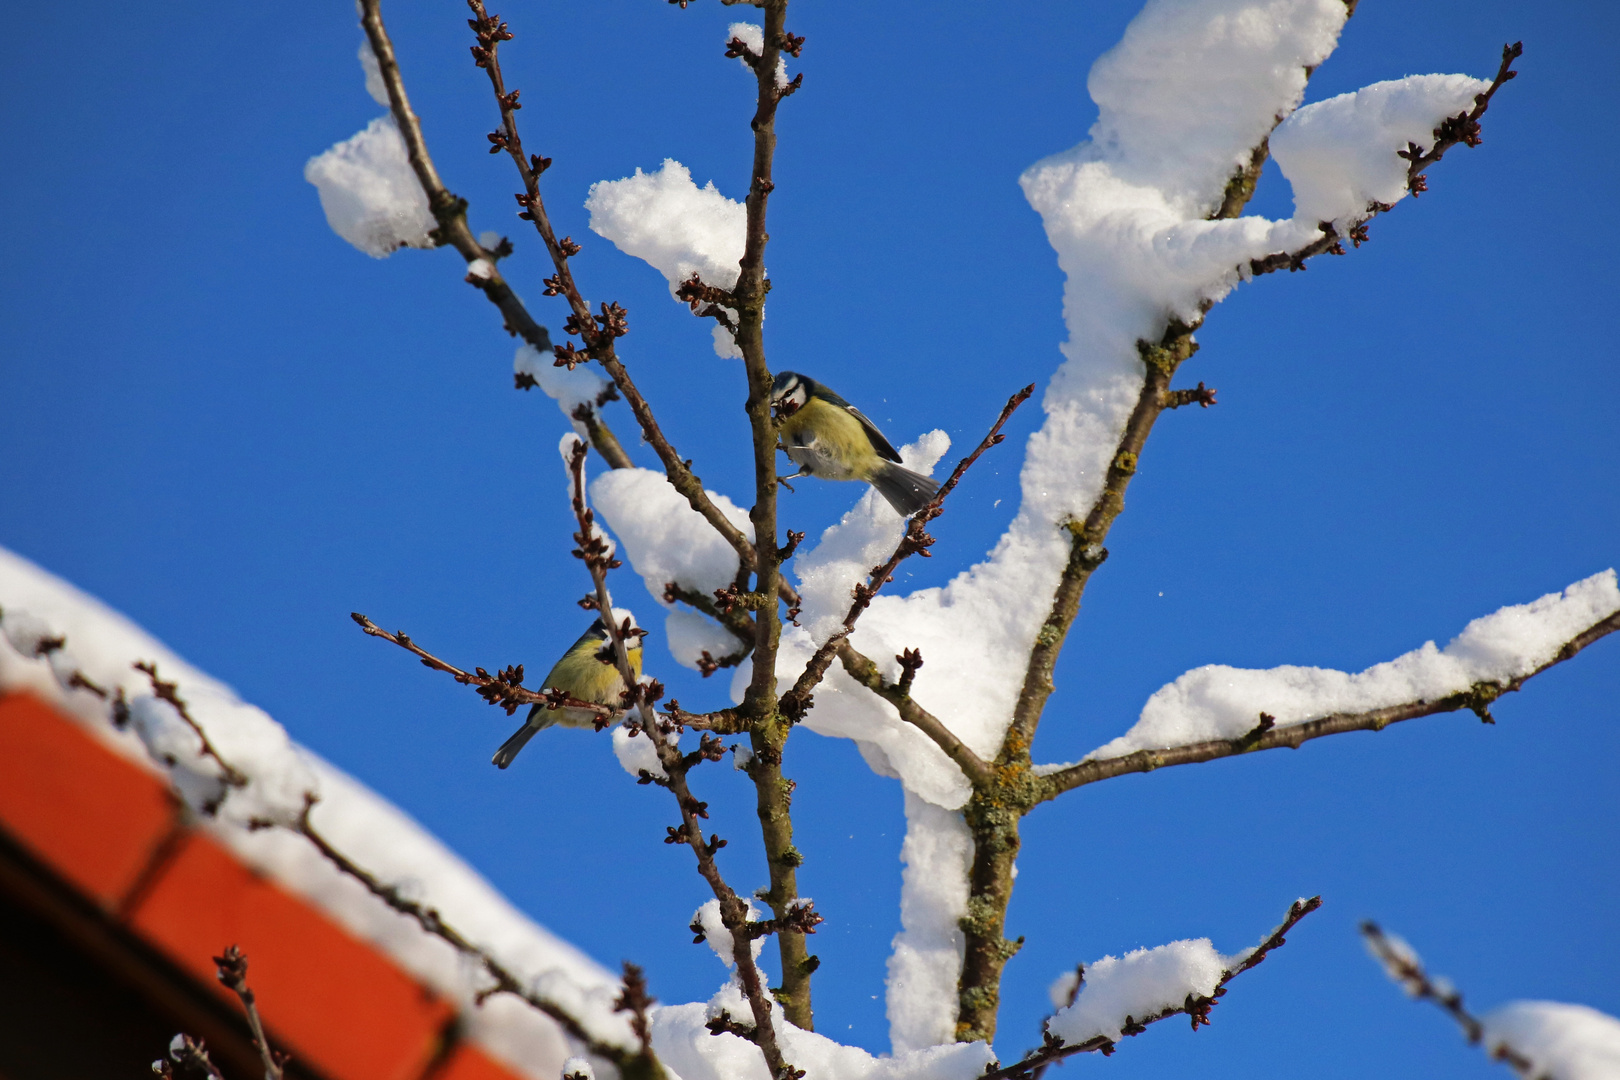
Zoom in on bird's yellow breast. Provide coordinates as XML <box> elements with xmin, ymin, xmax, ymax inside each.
<box><xmin>544</xmin><ymin>639</ymin><xmax>639</xmax><ymax>706</ymax></box>
<box><xmin>780</xmin><ymin>398</ymin><xmax>883</xmax><ymax>480</ymax></box>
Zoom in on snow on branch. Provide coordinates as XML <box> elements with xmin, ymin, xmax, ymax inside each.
<box><xmin>985</xmin><ymin>897</ymin><xmax>1321</xmax><ymax>1079</ymax></box>
<box><xmin>1039</xmin><ymin>571</ymin><xmax>1620</xmax><ymax>797</ymax></box>
<box><xmin>585</xmin><ymin>160</ymin><xmax>748</xmax><ymax>359</ymax></box>
<box><xmin>590</xmin><ymin>465</ymin><xmax>758</xmax><ymax>674</ymax></box>
<box><xmin>1362</xmin><ymin>922</ymin><xmax>1620</xmax><ymax>1079</ymax></box>
<box><xmin>305</xmin><ymin>114</ymin><xmax>437</xmax><ymax>257</ymax></box>
<box><xmin>0</xmin><ymin>546</ymin><xmax>635</xmax><ymax>1074</ymax></box>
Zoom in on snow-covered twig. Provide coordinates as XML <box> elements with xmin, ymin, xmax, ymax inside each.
<box><xmin>663</xmin><ymin>581</ymin><xmax>755</xmax><ymax>673</ymax></box>
<box><xmin>354</xmin><ymin>5</ymin><xmax>535</xmax><ymax>354</ymax></box>
<box><xmin>1248</xmin><ymin>41</ymin><xmax>1522</xmax><ymax>276</ymax></box>
<box><xmin>835</xmin><ymin>641</ymin><xmax>992</xmax><ymax>787</ymax></box>
<box><xmin>563</xmin><ymin>440</ymin><xmax>795</xmax><ymax>1080</ymax></box>
<box><xmin>134</xmin><ymin>660</ymin><xmax>248</xmax><ymax>800</ymax></box>
<box><xmin>278</xmin><ymin>792</ymin><xmax>639</xmax><ymax>1068</ymax></box>
<box><xmin>211</xmin><ymin>946</ymin><xmax>288</xmax><ymax>1080</ymax></box>
<box><xmin>1036</xmin><ymin>606</ymin><xmax>1620</xmax><ymax>800</ymax></box>
<box><xmin>349</xmin><ymin>612</ymin><xmax>620</xmax><ymax>722</ymax></box>
<box><xmin>1360</xmin><ymin>921</ymin><xmax>1540</xmax><ymax>1077</ymax></box>
<box><xmin>780</xmin><ymin>383</ymin><xmax>1034</xmax><ymax>721</ymax></box>
<box><xmin>984</xmin><ymin>897</ymin><xmax>1322</xmax><ymax>1080</ymax></box>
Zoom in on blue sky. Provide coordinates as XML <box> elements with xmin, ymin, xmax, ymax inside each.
<box><xmin>2</xmin><ymin>1</ymin><xmax>1616</xmax><ymax>1075</ymax></box>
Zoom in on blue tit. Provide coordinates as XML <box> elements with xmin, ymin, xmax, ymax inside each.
<box><xmin>492</xmin><ymin>618</ymin><xmax>643</xmax><ymax>769</ymax></box>
<box><xmin>770</xmin><ymin>371</ymin><xmax>940</xmax><ymax>517</ymax></box>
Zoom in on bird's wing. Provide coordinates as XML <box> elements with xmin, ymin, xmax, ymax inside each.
<box><xmin>843</xmin><ymin>404</ymin><xmax>903</xmax><ymax>463</ymax></box>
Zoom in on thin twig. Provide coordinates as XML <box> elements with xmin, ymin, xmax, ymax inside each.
<box><xmin>1361</xmin><ymin>921</ymin><xmax>1539</xmax><ymax>1077</ymax></box>
<box><xmin>350</xmin><ymin>612</ymin><xmax>619</xmax><ymax>720</ymax></box>
<box><xmin>1037</xmin><ymin>608</ymin><xmax>1620</xmax><ymax>801</ymax></box>
<box><xmin>355</xmin><ymin>0</ymin><xmax>632</xmax><ymax>468</ymax></box>
<box><xmin>664</xmin><ymin>581</ymin><xmax>755</xmax><ymax>671</ymax></box>
<box><xmin>983</xmin><ymin>897</ymin><xmax>1322</xmax><ymax>1080</ymax></box>
<box><xmin>212</xmin><ymin>946</ymin><xmax>288</xmax><ymax>1080</ymax></box>
<box><xmin>153</xmin><ymin>1034</ymin><xmax>227</xmax><ymax>1080</ymax></box>
<box><xmin>780</xmin><ymin>383</ymin><xmax>1033</xmax><ymax>720</ymax></box>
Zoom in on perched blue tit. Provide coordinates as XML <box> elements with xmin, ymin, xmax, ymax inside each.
<box><xmin>492</xmin><ymin>618</ymin><xmax>643</xmax><ymax>769</ymax></box>
<box><xmin>770</xmin><ymin>371</ymin><xmax>940</xmax><ymax>517</ymax></box>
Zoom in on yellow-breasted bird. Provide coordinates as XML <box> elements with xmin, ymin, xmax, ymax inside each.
<box><xmin>770</xmin><ymin>371</ymin><xmax>940</xmax><ymax>516</ymax></box>
<box><xmin>492</xmin><ymin>618</ymin><xmax>643</xmax><ymax>769</ymax></box>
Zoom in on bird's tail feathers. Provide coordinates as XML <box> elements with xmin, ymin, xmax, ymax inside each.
<box><xmin>871</xmin><ymin>462</ymin><xmax>941</xmax><ymax>517</ymax></box>
<box><xmin>492</xmin><ymin>707</ymin><xmax>558</xmax><ymax>769</ymax></box>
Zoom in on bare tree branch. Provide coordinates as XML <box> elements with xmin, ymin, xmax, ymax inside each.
<box><xmin>1037</xmin><ymin>608</ymin><xmax>1620</xmax><ymax>801</ymax></box>
<box><xmin>350</xmin><ymin>611</ymin><xmax>620</xmax><ymax>721</ymax></box>
<box><xmin>153</xmin><ymin>1033</ymin><xmax>227</xmax><ymax>1080</ymax></box>
<box><xmin>664</xmin><ymin>581</ymin><xmax>756</xmax><ymax>672</ymax></box>
<box><xmin>984</xmin><ymin>897</ymin><xmax>1322</xmax><ymax>1080</ymax></box>
<box><xmin>275</xmin><ymin>793</ymin><xmax>647</xmax><ymax>1072</ymax></box>
<box><xmin>1361</xmin><ymin>921</ymin><xmax>1539</xmax><ymax>1077</ymax></box>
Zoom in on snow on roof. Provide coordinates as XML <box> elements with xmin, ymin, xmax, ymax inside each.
<box><xmin>0</xmin><ymin>543</ymin><xmax>632</xmax><ymax>1078</ymax></box>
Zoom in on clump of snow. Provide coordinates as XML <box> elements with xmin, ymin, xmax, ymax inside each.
<box><xmin>1483</xmin><ymin>1002</ymin><xmax>1620</xmax><ymax>1080</ymax></box>
<box><xmin>590</xmin><ymin>467</ymin><xmax>756</xmax><ymax>672</ymax></box>
<box><xmin>560</xmin><ymin>1056</ymin><xmax>595</xmax><ymax>1080</ymax></box>
<box><xmin>651</xmin><ymin>979</ymin><xmax>995</xmax><ymax>1080</ymax></box>
<box><xmin>666</xmin><ymin>607</ymin><xmax>747</xmax><ymax>673</ymax></box>
<box><xmin>305</xmin><ymin>42</ymin><xmax>433</xmax><ymax>258</ymax></box>
<box><xmin>727</xmin><ymin>22</ymin><xmax>790</xmax><ymax>89</ymax></box>
<box><xmin>611</xmin><ymin>724</ymin><xmax>670</xmax><ymax>781</ymax></box>
<box><xmin>466</xmin><ymin>257</ymin><xmax>494</xmax><ymax>281</ymax></box>
<box><xmin>1048</xmin><ymin>968</ymin><xmax>1082</xmax><ymax>1011</ymax></box>
<box><xmin>1046</xmin><ymin>939</ymin><xmax>1229</xmax><ymax>1046</ymax></box>
<box><xmin>583</xmin><ymin>160</ymin><xmax>746</xmax><ymax>358</ymax></box>
<box><xmin>886</xmin><ymin>791</ymin><xmax>973</xmax><ymax>1053</ymax></box>
<box><xmin>0</xmin><ymin>544</ymin><xmax>630</xmax><ymax>1077</ymax></box>
<box><xmin>690</xmin><ymin>897</ymin><xmax>765</xmax><ymax>970</ymax></box>
<box><xmin>1271</xmin><ymin>75</ymin><xmax>1490</xmax><ymax>226</ymax></box>
<box><xmin>1086</xmin><ymin>570</ymin><xmax>1620</xmax><ymax>760</ymax></box>
<box><xmin>1081</xmin><ymin>0</ymin><xmax>1347</xmax><ymax>213</ymax></box>
<box><xmin>516</xmin><ymin>345</ymin><xmax>614</xmax><ymax>440</ymax></box>
<box><xmin>592</xmin><ymin>468</ymin><xmax>753</xmax><ymax>599</ymax></box>
<box><xmin>305</xmin><ymin>115</ymin><xmax>435</xmax><ymax>258</ymax></box>
<box><xmin>359</xmin><ymin>39</ymin><xmax>389</xmax><ymax>106</ymax></box>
